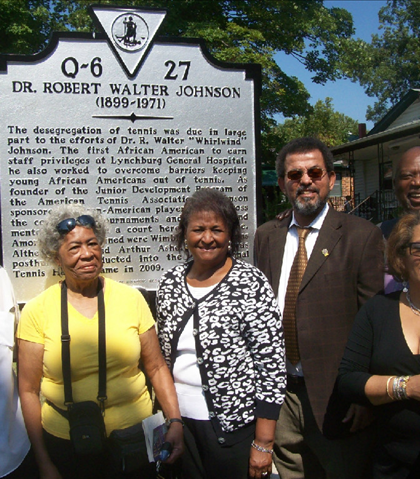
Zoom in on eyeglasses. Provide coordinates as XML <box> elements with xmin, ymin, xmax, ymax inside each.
<box><xmin>286</xmin><ymin>167</ymin><xmax>327</xmax><ymax>181</ymax></box>
<box><xmin>56</xmin><ymin>215</ymin><xmax>96</xmax><ymax>235</ymax></box>
<box><xmin>409</xmin><ymin>242</ymin><xmax>420</xmax><ymax>257</ymax></box>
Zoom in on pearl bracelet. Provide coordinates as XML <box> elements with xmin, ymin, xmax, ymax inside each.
<box><xmin>251</xmin><ymin>440</ymin><xmax>273</xmax><ymax>455</ymax></box>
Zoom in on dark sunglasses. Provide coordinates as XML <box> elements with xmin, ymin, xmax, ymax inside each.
<box><xmin>56</xmin><ymin>215</ymin><xmax>96</xmax><ymax>235</ymax></box>
<box><xmin>409</xmin><ymin>242</ymin><xmax>420</xmax><ymax>257</ymax></box>
<box><xmin>286</xmin><ymin>167</ymin><xmax>327</xmax><ymax>181</ymax></box>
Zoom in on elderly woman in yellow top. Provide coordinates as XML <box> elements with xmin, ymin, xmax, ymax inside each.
<box><xmin>17</xmin><ymin>205</ymin><xmax>183</xmax><ymax>479</ymax></box>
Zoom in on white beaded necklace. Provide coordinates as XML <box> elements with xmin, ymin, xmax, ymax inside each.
<box><xmin>406</xmin><ymin>289</ymin><xmax>420</xmax><ymax>316</ymax></box>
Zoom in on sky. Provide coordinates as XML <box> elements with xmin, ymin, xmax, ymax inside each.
<box><xmin>274</xmin><ymin>0</ymin><xmax>388</xmax><ymax>129</ymax></box>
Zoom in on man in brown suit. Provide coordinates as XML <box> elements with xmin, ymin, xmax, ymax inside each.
<box><xmin>254</xmin><ymin>137</ymin><xmax>384</xmax><ymax>478</ymax></box>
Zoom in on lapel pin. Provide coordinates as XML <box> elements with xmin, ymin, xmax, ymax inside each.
<box><xmin>322</xmin><ymin>249</ymin><xmax>329</xmax><ymax>257</ymax></box>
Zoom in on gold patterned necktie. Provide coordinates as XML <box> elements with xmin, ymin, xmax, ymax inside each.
<box><xmin>283</xmin><ymin>226</ymin><xmax>311</xmax><ymax>365</ymax></box>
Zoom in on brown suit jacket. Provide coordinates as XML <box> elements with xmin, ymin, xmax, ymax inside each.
<box><xmin>254</xmin><ymin>208</ymin><xmax>384</xmax><ymax>431</ymax></box>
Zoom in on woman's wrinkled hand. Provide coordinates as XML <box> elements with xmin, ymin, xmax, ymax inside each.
<box><xmin>249</xmin><ymin>447</ymin><xmax>272</xmax><ymax>479</ymax></box>
<box><xmin>163</xmin><ymin>422</ymin><xmax>184</xmax><ymax>464</ymax></box>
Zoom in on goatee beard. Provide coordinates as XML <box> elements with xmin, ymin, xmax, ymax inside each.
<box><xmin>293</xmin><ymin>188</ymin><xmax>327</xmax><ymax>216</ymax></box>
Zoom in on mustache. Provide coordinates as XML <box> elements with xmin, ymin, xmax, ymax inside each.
<box><xmin>296</xmin><ymin>186</ymin><xmax>319</xmax><ymax>195</ymax></box>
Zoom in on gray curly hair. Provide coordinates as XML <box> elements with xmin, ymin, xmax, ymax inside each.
<box><xmin>37</xmin><ymin>204</ymin><xmax>108</xmax><ymax>263</ymax></box>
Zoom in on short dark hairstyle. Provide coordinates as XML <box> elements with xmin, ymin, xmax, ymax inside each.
<box><xmin>387</xmin><ymin>211</ymin><xmax>420</xmax><ymax>281</ymax></box>
<box><xmin>276</xmin><ymin>137</ymin><xmax>335</xmax><ymax>178</ymax></box>
<box><xmin>175</xmin><ymin>188</ymin><xmax>242</xmax><ymax>257</ymax></box>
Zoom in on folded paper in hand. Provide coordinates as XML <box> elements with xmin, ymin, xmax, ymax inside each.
<box><xmin>142</xmin><ymin>411</ymin><xmax>168</xmax><ymax>462</ymax></box>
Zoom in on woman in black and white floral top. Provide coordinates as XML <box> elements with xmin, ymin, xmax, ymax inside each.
<box><xmin>156</xmin><ymin>188</ymin><xmax>286</xmax><ymax>479</ymax></box>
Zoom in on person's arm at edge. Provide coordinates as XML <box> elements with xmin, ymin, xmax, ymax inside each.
<box><xmin>336</xmin><ymin>297</ymin><xmax>408</xmax><ymax>414</ymax></box>
<box><xmin>140</xmin><ymin>326</ymin><xmax>184</xmax><ymax>464</ymax></box>
<box><xmin>18</xmin><ymin>339</ymin><xmax>62</xmax><ymax>479</ymax></box>
<box><xmin>364</xmin><ymin>368</ymin><xmax>420</xmax><ymax>405</ymax></box>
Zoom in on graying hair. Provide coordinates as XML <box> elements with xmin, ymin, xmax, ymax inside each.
<box><xmin>37</xmin><ymin>204</ymin><xmax>108</xmax><ymax>263</ymax></box>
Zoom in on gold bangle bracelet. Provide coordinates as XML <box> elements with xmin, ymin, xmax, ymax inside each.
<box><xmin>386</xmin><ymin>376</ymin><xmax>395</xmax><ymax>400</ymax></box>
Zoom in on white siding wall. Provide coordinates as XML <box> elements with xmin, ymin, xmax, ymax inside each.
<box><xmin>354</xmin><ymin>159</ymin><xmax>379</xmax><ymax>201</ymax></box>
<box><xmin>388</xmin><ymin>98</ymin><xmax>420</xmax><ymax>129</ymax></box>
<box><xmin>354</xmin><ymin>160</ymin><xmax>366</xmax><ymax>199</ymax></box>
<box><xmin>365</xmin><ymin>159</ymin><xmax>379</xmax><ymax>195</ymax></box>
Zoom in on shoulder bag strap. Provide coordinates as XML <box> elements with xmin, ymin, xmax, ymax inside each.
<box><xmin>97</xmin><ymin>280</ymin><xmax>107</xmax><ymax>410</ymax></box>
<box><xmin>61</xmin><ymin>281</ymin><xmax>73</xmax><ymax>406</ymax></box>
<box><xmin>60</xmin><ymin>280</ymin><xmax>107</xmax><ymax>410</ymax></box>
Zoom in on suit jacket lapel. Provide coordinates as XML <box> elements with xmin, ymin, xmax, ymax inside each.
<box><xmin>269</xmin><ymin>219</ymin><xmax>289</xmax><ymax>295</ymax></box>
<box><xmin>300</xmin><ymin>209</ymin><xmax>343</xmax><ymax>291</ymax></box>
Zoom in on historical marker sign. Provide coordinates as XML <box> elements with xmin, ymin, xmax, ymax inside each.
<box><xmin>0</xmin><ymin>5</ymin><xmax>261</xmax><ymax>302</ymax></box>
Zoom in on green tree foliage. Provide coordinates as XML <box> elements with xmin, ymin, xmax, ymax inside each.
<box><xmin>0</xmin><ymin>0</ymin><xmax>361</xmax><ymax>171</ymax></box>
<box><xmin>274</xmin><ymin>97</ymin><xmax>359</xmax><ymax>149</ymax></box>
<box><xmin>340</xmin><ymin>0</ymin><xmax>420</xmax><ymax>123</ymax></box>
<box><xmin>0</xmin><ymin>1</ymin><xmax>355</xmax><ymax>125</ymax></box>
<box><xmin>0</xmin><ymin>0</ymin><xmax>49</xmax><ymax>54</ymax></box>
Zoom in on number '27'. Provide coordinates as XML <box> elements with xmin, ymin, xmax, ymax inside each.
<box><xmin>164</xmin><ymin>61</ymin><xmax>191</xmax><ymax>80</ymax></box>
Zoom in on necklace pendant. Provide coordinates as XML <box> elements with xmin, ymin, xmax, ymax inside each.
<box><xmin>406</xmin><ymin>290</ymin><xmax>420</xmax><ymax>316</ymax></box>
